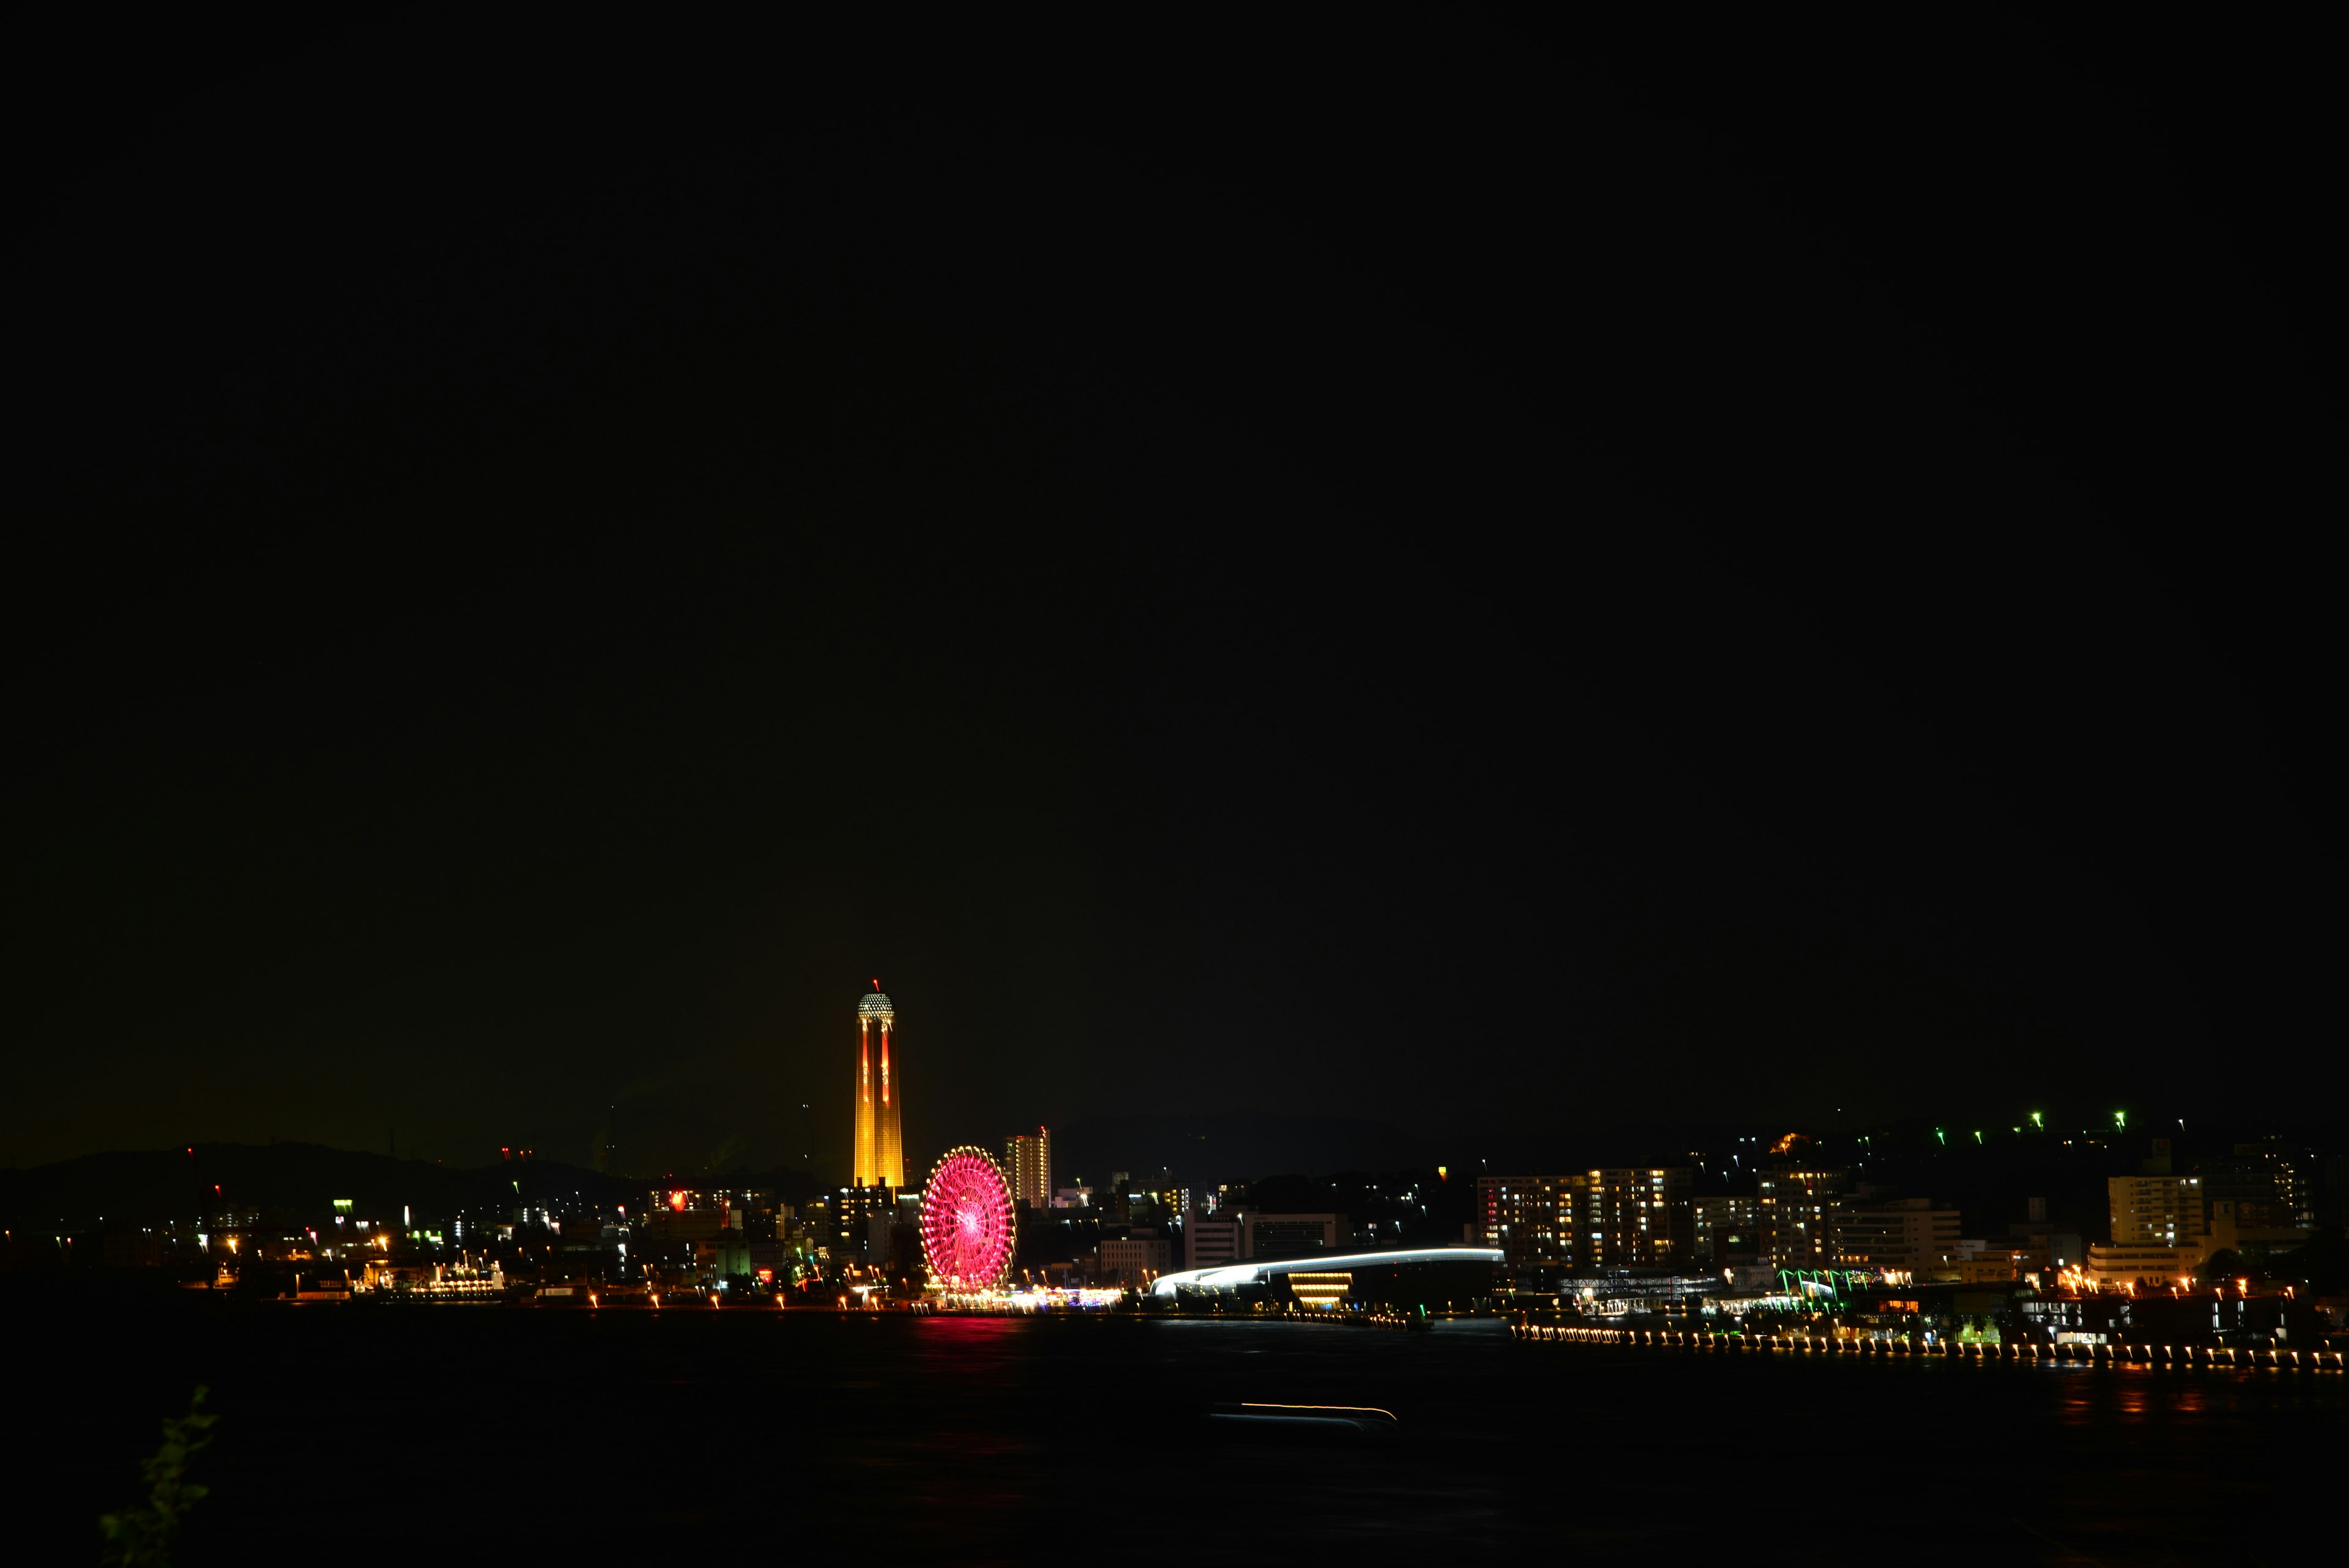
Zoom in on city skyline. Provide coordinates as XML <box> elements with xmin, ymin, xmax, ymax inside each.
<box><xmin>12</xmin><ymin>1107</ymin><xmax>2332</xmax><ymax>1299</ymax></box>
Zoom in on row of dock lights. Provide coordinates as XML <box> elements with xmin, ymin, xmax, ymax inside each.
<box><xmin>1507</xmin><ymin>1323</ymin><xmax>2343</xmax><ymax>1371</ymax></box>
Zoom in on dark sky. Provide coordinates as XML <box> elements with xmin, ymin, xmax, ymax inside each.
<box><xmin>6</xmin><ymin>20</ymin><xmax>2331</xmax><ymax>1177</ymax></box>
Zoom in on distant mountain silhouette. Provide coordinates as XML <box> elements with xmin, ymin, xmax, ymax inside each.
<box><xmin>0</xmin><ymin>1142</ymin><xmax>640</xmax><ymax>1229</ymax></box>
<box><xmin>1049</xmin><ymin>1114</ymin><xmax>1439</xmax><ymax>1192</ymax></box>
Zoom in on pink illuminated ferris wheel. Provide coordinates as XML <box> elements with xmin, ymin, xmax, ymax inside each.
<box><xmin>919</xmin><ymin>1146</ymin><xmax>1015</xmax><ymax>1290</ymax></box>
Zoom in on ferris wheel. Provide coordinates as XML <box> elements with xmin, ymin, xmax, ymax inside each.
<box><xmin>918</xmin><ymin>1146</ymin><xmax>1015</xmax><ymax>1290</ymax></box>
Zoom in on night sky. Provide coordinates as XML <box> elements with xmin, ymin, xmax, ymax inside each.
<box><xmin>7</xmin><ymin>21</ymin><xmax>2331</xmax><ymax>1178</ymax></box>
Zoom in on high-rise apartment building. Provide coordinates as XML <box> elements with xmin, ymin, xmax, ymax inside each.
<box><xmin>853</xmin><ymin>984</ymin><xmax>903</xmax><ymax>1189</ymax></box>
<box><xmin>1137</xmin><ymin>1184</ymin><xmax>1191</xmax><ymax>1225</ymax></box>
<box><xmin>833</xmin><ymin>1184</ymin><xmax>894</xmax><ymax>1261</ymax></box>
<box><xmin>1580</xmin><ymin>1169</ymin><xmax>1696</xmax><ymax>1268</ymax></box>
<box><xmin>1692</xmin><ymin>1195</ymin><xmax>1757</xmax><ymax>1265</ymax></box>
<box><xmin>1005</xmin><ymin>1128</ymin><xmax>1051</xmax><ymax>1211</ymax></box>
<box><xmin>1479</xmin><ymin>1175</ymin><xmax>1577</xmax><ymax>1265</ymax></box>
<box><xmin>2109</xmin><ymin>1176</ymin><xmax>2206</xmax><ymax>1247</ymax></box>
<box><xmin>2199</xmin><ymin>1142</ymin><xmax>2311</xmax><ymax>1228</ymax></box>
<box><xmin>1478</xmin><ymin>1170</ymin><xmax>1695</xmax><ymax>1268</ymax></box>
<box><xmin>1755</xmin><ymin>1167</ymin><xmax>1848</xmax><ymax>1270</ymax></box>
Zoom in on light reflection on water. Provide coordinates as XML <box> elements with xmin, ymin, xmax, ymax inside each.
<box><xmin>15</xmin><ymin>1302</ymin><xmax>2342</xmax><ymax>1566</ymax></box>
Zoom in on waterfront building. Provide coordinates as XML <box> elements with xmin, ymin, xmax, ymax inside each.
<box><xmin>1755</xmin><ymin>1166</ymin><xmax>1848</xmax><ymax>1271</ymax></box>
<box><xmin>1153</xmin><ymin>1246</ymin><xmax>1504</xmax><ymax>1307</ymax></box>
<box><xmin>834</xmin><ymin>1184</ymin><xmax>895</xmax><ymax>1262</ymax></box>
<box><xmin>1099</xmin><ymin>1232</ymin><xmax>1170</xmax><ymax>1286</ymax></box>
<box><xmin>639</xmin><ymin>1203</ymin><xmax>727</xmax><ymax>1245</ymax></box>
<box><xmin>2206</xmin><ymin>1198</ymin><xmax>2313</xmax><ymax>1268</ymax></box>
<box><xmin>798</xmin><ymin>1198</ymin><xmax>832</xmax><ymax>1255</ymax></box>
<box><xmin>2087</xmin><ymin>1196</ymin><xmax>2307</xmax><ymax>1287</ymax></box>
<box><xmin>1005</xmin><ymin>1127</ymin><xmax>1051</xmax><ymax>1211</ymax></box>
<box><xmin>1956</xmin><ymin>1236</ymin><xmax>2044</xmax><ymax>1284</ymax></box>
<box><xmin>1480</xmin><ymin>1170</ymin><xmax>1695</xmax><ymax>1268</ymax></box>
<box><xmin>745</xmin><ymin>1239</ymin><xmax>795</xmax><ymax>1283</ymax></box>
<box><xmin>1126</xmin><ymin>1185</ymin><xmax>1187</xmax><ymax>1227</ymax></box>
<box><xmin>1832</xmin><ymin>1196</ymin><xmax>1961</xmax><ymax>1277</ymax></box>
<box><xmin>1187</xmin><ymin>1212</ymin><xmax>1242</xmax><ymax>1271</ymax></box>
<box><xmin>2108</xmin><ymin>1176</ymin><xmax>2206</xmax><ymax>1248</ymax></box>
<box><xmin>700</xmin><ymin>1224</ymin><xmax>751</xmax><ymax>1280</ymax></box>
<box><xmin>1285</xmin><ymin>1271</ymin><xmax>1354</xmax><ymax>1307</ymax></box>
<box><xmin>853</xmin><ymin>984</ymin><xmax>903</xmax><ymax>1189</ymax></box>
<box><xmin>2022</xmin><ymin>1287</ymin><xmax>2321</xmax><ymax>1346</ymax></box>
<box><xmin>861</xmin><ymin>1203</ymin><xmax>920</xmax><ymax>1273</ymax></box>
<box><xmin>1178</xmin><ymin>1209</ymin><xmax>1351</xmax><ymax>1269</ymax></box>
<box><xmin>1579</xmin><ymin>1168</ymin><xmax>1695</xmax><ymax>1268</ymax></box>
<box><xmin>2198</xmin><ymin>1140</ymin><xmax>2313</xmax><ymax>1228</ymax></box>
<box><xmin>2083</xmin><ymin>1241</ymin><xmax>2202</xmax><ymax>1288</ymax></box>
<box><xmin>1242</xmin><ymin>1211</ymin><xmax>1345</xmax><ymax>1259</ymax></box>
<box><xmin>1692</xmin><ymin>1195</ymin><xmax>1757</xmax><ymax>1265</ymax></box>
<box><xmin>1479</xmin><ymin>1175</ymin><xmax>1577</xmax><ymax>1265</ymax></box>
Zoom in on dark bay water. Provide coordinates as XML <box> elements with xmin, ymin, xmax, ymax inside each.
<box><xmin>13</xmin><ymin>1297</ymin><xmax>2340</xmax><ymax>1564</ymax></box>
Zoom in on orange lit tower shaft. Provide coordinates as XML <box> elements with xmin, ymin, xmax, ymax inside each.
<box><xmin>855</xmin><ymin>984</ymin><xmax>902</xmax><ymax>1187</ymax></box>
<box><xmin>878</xmin><ymin>1016</ymin><xmax>902</xmax><ymax>1187</ymax></box>
<box><xmin>855</xmin><ymin>1019</ymin><xmax>874</xmax><ymax>1187</ymax></box>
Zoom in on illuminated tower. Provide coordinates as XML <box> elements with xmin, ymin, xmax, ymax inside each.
<box><xmin>855</xmin><ymin>983</ymin><xmax>904</xmax><ymax>1188</ymax></box>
